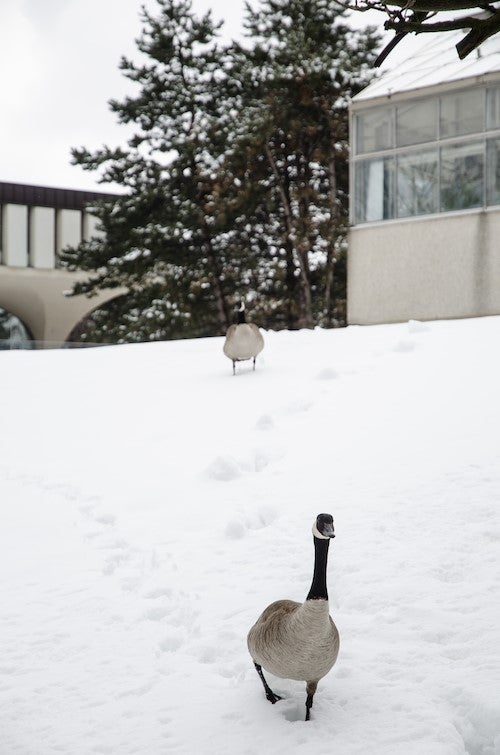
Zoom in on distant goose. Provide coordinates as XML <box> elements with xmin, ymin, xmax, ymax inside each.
<box><xmin>247</xmin><ymin>513</ymin><xmax>340</xmax><ymax>721</ymax></box>
<box><xmin>223</xmin><ymin>301</ymin><xmax>264</xmax><ymax>375</ymax></box>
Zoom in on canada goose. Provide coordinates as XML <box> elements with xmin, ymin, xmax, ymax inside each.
<box><xmin>247</xmin><ymin>513</ymin><xmax>339</xmax><ymax>721</ymax></box>
<box><xmin>223</xmin><ymin>301</ymin><xmax>264</xmax><ymax>375</ymax></box>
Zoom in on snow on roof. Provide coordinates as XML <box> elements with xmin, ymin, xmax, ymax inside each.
<box><xmin>354</xmin><ymin>30</ymin><xmax>500</xmax><ymax>103</ymax></box>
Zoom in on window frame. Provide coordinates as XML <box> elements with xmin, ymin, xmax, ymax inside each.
<box><xmin>351</xmin><ymin>80</ymin><xmax>500</xmax><ymax>226</ymax></box>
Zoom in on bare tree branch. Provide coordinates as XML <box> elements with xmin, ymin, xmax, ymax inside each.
<box><xmin>335</xmin><ymin>1</ymin><xmax>500</xmax><ymax>63</ymax></box>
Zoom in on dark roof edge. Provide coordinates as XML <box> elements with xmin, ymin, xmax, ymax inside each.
<box><xmin>0</xmin><ymin>180</ymin><xmax>118</xmax><ymax>211</ymax></box>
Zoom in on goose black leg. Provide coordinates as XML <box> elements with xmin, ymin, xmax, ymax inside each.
<box><xmin>232</xmin><ymin>360</ymin><xmax>236</xmax><ymax>375</ymax></box>
<box><xmin>253</xmin><ymin>662</ymin><xmax>282</xmax><ymax>704</ymax></box>
<box><xmin>305</xmin><ymin>681</ymin><xmax>317</xmax><ymax>721</ymax></box>
<box><xmin>252</xmin><ymin>356</ymin><xmax>256</xmax><ymax>370</ymax></box>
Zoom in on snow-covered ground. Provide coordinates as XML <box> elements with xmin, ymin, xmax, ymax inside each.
<box><xmin>1</xmin><ymin>316</ymin><xmax>499</xmax><ymax>755</ymax></box>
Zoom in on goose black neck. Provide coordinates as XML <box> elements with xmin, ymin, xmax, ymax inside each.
<box><xmin>306</xmin><ymin>536</ymin><xmax>330</xmax><ymax>601</ymax></box>
<box><xmin>237</xmin><ymin>309</ymin><xmax>246</xmax><ymax>324</ymax></box>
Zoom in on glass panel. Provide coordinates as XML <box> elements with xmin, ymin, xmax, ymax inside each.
<box><xmin>486</xmin><ymin>138</ymin><xmax>500</xmax><ymax>205</ymax></box>
<box><xmin>486</xmin><ymin>87</ymin><xmax>500</xmax><ymax>130</ymax></box>
<box><xmin>355</xmin><ymin>108</ymin><xmax>393</xmax><ymax>154</ymax></box>
<box><xmin>440</xmin><ymin>89</ymin><xmax>484</xmax><ymax>138</ymax></box>
<box><xmin>440</xmin><ymin>141</ymin><xmax>484</xmax><ymax>212</ymax></box>
<box><xmin>354</xmin><ymin>157</ymin><xmax>394</xmax><ymax>223</ymax></box>
<box><xmin>396</xmin><ymin>99</ymin><xmax>437</xmax><ymax>147</ymax></box>
<box><xmin>396</xmin><ymin>150</ymin><xmax>438</xmax><ymax>217</ymax></box>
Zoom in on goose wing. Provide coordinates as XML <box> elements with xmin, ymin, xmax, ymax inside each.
<box><xmin>247</xmin><ymin>323</ymin><xmax>264</xmax><ymax>354</ymax></box>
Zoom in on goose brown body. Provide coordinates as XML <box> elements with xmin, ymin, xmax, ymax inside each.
<box><xmin>223</xmin><ymin>322</ymin><xmax>264</xmax><ymax>363</ymax></box>
<box><xmin>247</xmin><ymin>598</ymin><xmax>339</xmax><ymax>682</ymax></box>
<box><xmin>223</xmin><ymin>302</ymin><xmax>264</xmax><ymax>374</ymax></box>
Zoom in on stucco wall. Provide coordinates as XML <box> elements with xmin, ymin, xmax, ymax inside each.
<box><xmin>0</xmin><ymin>267</ymin><xmax>120</xmax><ymax>345</ymax></box>
<box><xmin>347</xmin><ymin>208</ymin><xmax>500</xmax><ymax>324</ymax></box>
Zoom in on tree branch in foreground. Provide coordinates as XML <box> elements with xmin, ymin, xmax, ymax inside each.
<box><xmin>334</xmin><ymin>2</ymin><xmax>500</xmax><ymax>64</ymax></box>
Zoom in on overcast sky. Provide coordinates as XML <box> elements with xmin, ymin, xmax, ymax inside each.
<box><xmin>0</xmin><ymin>0</ymin><xmax>393</xmax><ymax>192</ymax></box>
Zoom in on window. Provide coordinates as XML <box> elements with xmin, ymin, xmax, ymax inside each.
<box><xmin>441</xmin><ymin>141</ymin><xmax>484</xmax><ymax>211</ymax></box>
<box><xmin>486</xmin><ymin>87</ymin><xmax>500</xmax><ymax>130</ymax></box>
<box><xmin>354</xmin><ymin>157</ymin><xmax>394</xmax><ymax>223</ymax></box>
<box><xmin>352</xmin><ymin>83</ymin><xmax>500</xmax><ymax>224</ymax></box>
<box><xmin>486</xmin><ymin>138</ymin><xmax>500</xmax><ymax>206</ymax></box>
<box><xmin>440</xmin><ymin>90</ymin><xmax>484</xmax><ymax>138</ymax></box>
<box><xmin>397</xmin><ymin>150</ymin><xmax>438</xmax><ymax>218</ymax></box>
<box><xmin>356</xmin><ymin>108</ymin><xmax>392</xmax><ymax>154</ymax></box>
<box><xmin>396</xmin><ymin>99</ymin><xmax>437</xmax><ymax>147</ymax></box>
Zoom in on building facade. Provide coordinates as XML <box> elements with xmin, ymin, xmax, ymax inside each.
<box><xmin>0</xmin><ymin>181</ymin><xmax>117</xmax><ymax>347</ymax></box>
<box><xmin>348</xmin><ymin>34</ymin><xmax>500</xmax><ymax>325</ymax></box>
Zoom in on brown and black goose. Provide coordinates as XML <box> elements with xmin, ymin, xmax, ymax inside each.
<box><xmin>223</xmin><ymin>302</ymin><xmax>264</xmax><ymax>375</ymax></box>
<box><xmin>247</xmin><ymin>513</ymin><xmax>340</xmax><ymax>721</ymax></box>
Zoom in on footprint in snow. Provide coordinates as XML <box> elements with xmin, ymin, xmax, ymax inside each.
<box><xmin>255</xmin><ymin>413</ymin><xmax>274</xmax><ymax>430</ymax></box>
<box><xmin>78</xmin><ymin>499</ymin><xmax>116</xmax><ymax>528</ymax></box>
<box><xmin>144</xmin><ymin>606</ymin><xmax>170</xmax><ymax>621</ymax></box>
<box><xmin>247</xmin><ymin>504</ymin><xmax>277</xmax><ymax>529</ymax></box>
<box><xmin>94</xmin><ymin>513</ymin><xmax>116</xmax><ymax>526</ymax></box>
<box><xmin>283</xmin><ymin>702</ymin><xmax>308</xmax><ymax>723</ymax></box>
<box><xmin>206</xmin><ymin>449</ymin><xmax>281</xmax><ymax>481</ymax></box>
<box><xmin>102</xmin><ymin>549</ymin><xmax>132</xmax><ymax>576</ymax></box>
<box><xmin>316</xmin><ymin>367</ymin><xmax>338</xmax><ymax>380</ymax></box>
<box><xmin>143</xmin><ymin>587</ymin><xmax>174</xmax><ymax>600</ymax></box>
<box><xmin>225</xmin><ymin>520</ymin><xmax>246</xmax><ymax>540</ymax></box>
<box><xmin>393</xmin><ymin>339</ymin><xmax>417</xmax><ymax>353</ymax></box>
<box><xmin>225</xmin><ymin>505</ymin><xmax>277</xmax><ymax>540</ymax></box>
<box><xmin>284</xmin><ymin>398</ymin><xmax>313</xmax><ymax>414</ymax></box>
<box><xmin>205</xmin><ymin>455</ymin><xmax>242</xmax><ymax>481</ymax></box>
<box><xmin>158</xmin><ymin>633</ymin><xmax>184</xmax><ymax>653</ymax></box>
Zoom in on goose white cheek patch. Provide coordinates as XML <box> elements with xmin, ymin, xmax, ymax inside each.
<box><xmin>312</xmin><ymin>523</ymin><xmax>330</xmax><ymax>539</ymax></box>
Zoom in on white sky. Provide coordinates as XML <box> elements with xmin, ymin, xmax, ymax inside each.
<box><xmin>0</xmin><ymin>0</ymin><xmax>398</xmax><ymax>192</ymax></box>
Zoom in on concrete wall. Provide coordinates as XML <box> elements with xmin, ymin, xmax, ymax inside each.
<box><xmin>347</xmin><ymin>208</ymin><xmax>500</xmax><ymax>324</ymax></box>
<box><xmin>0</xmin><ymin>266</ymin><xmax>121</xmax><ymax>346</ymax></box>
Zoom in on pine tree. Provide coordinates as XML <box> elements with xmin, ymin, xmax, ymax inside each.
<box><xmin>227</xmin><ymin>0</ymin><xmax>380</xmax><ymax>328</ymax></box>
<box><xmin>62</xmin><ymin>0</ymin><xmax>380</xmax><ymax>342</ymax></box>
<box><xmin>62</xmin><ymin>0</ymin><xmax>254</xmax><ymax>342</ymax></box>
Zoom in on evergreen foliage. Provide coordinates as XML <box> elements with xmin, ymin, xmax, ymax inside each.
<box><xmin>61</xmin><ymin>0</ymin><xmax>380</xmax><ymax>343</ymax></box>
<box><xmin>229</xmin><ymin>0</ymin><xmax>380</xmax><ymax>328</ymax></box>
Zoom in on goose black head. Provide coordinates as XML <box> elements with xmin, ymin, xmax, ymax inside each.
<box><xmin>313</xmin><ymin>513</ymin><xmax>335</xmax><ymax>540</ymax></box>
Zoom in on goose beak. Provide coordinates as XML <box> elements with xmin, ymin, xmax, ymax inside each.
<box><xmin>323</xmin><ymin>524</ymin><xmax>335</xmax><ymax>538</ymax></box>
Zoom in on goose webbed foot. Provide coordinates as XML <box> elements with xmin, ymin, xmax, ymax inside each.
<box><xmin>266</xmin><ymin>690</ymin><xmax>283</xmax><ymax>704</ymax></box>
<box><xmin>253</xmin><ymin>662</ymin><xmax>282</xmax><ymax>705</ymax></box>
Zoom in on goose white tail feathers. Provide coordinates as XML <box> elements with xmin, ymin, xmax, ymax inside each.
<box><xmin>223</xmin><ymin>302</ymin><xmax>264</xmax><ymax>375</ymax></box>
<box><xmin>247</xmin><ymin>513</ymin><xmax>339</xmax><ymax>721</ymax></box>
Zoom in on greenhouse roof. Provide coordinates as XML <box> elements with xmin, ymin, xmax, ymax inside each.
<box><xmin>354</xmin><ymin>31</ymin><xmax>500</xmax><ymax>102</ymax></box>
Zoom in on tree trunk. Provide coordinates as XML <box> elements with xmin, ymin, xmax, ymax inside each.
<box><xmin>323</xmin><ymin>149</ymin><xmax>338</xmax><ymax>326</ymax></box>
<box><xmin>204</xmin><ymin>235</ymin><xmax>229</xmax><ymax>333</ymax></box>
<box><xmin>284</xmin><ymin>237</ymin><xmax>299</xmax><ymax>329</ymax></box>
<box><xmin>265</xmin><ymin>141</ymin><xmax>314</xmax><ymax>329</ymax></box>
